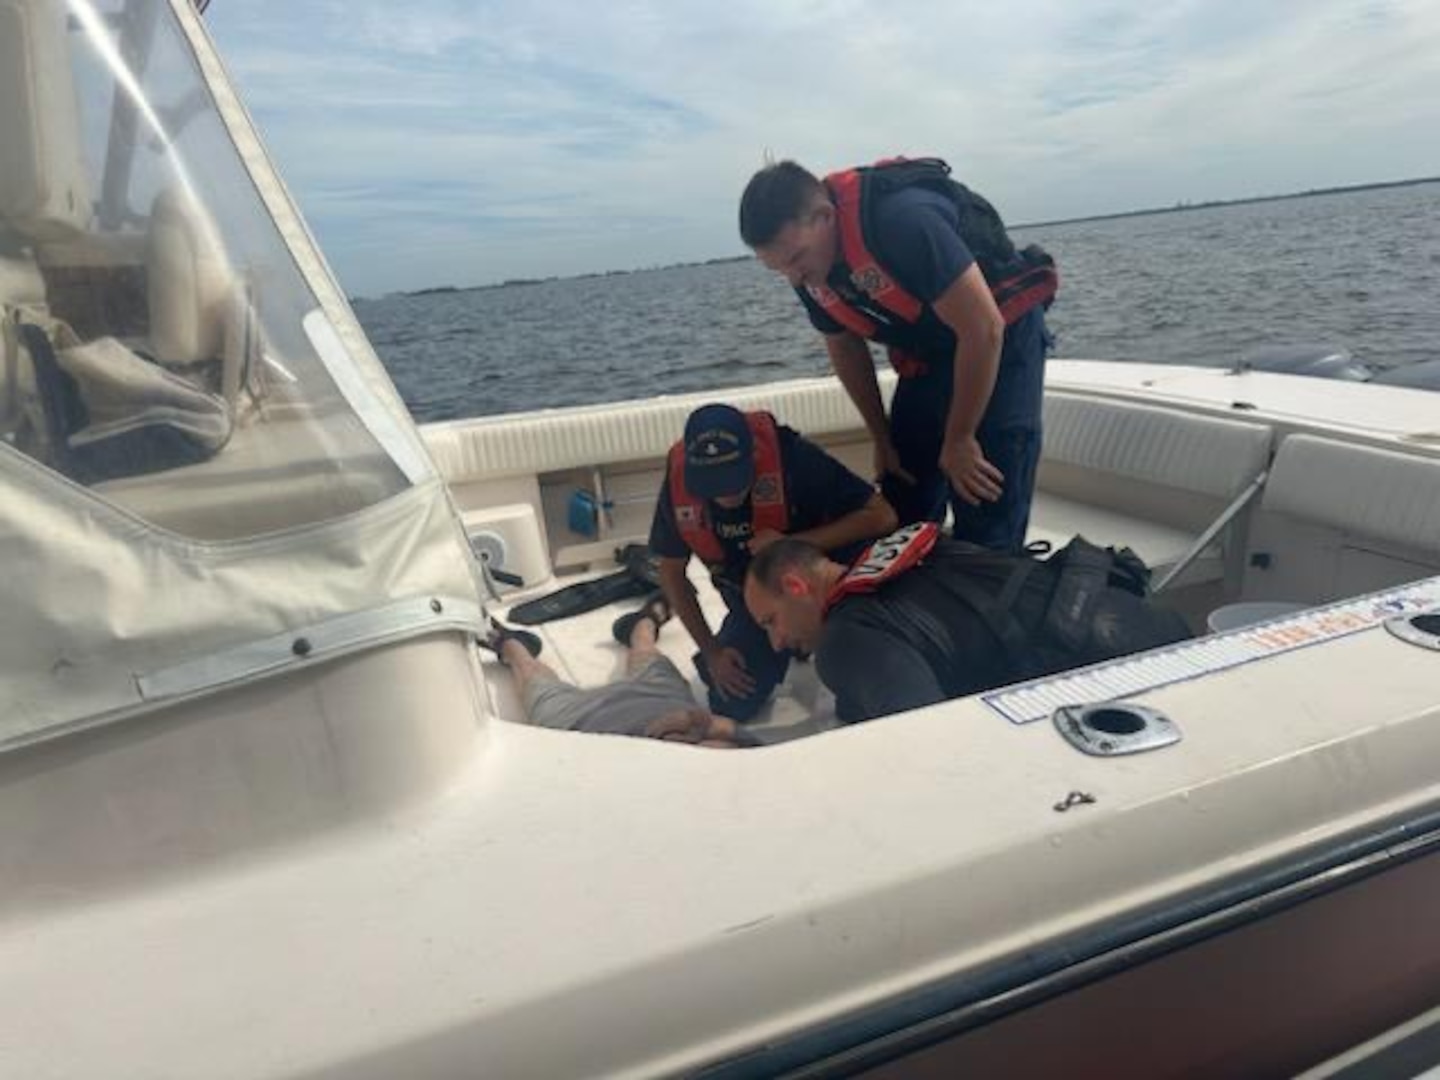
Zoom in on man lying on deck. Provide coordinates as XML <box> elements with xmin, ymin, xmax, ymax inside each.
<box><xmin>483</xmin><ymin>597</ymin><xmax>761</xmax><ymax>748</ymax></box>
<box><xmin>743</xmin><ymin>525</ymin><xmax>1192</xmax><ymax>724</ymax></box>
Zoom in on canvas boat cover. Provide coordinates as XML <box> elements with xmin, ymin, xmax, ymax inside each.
<box><xmin>0</xmin><ymin>0</ymin><xmax>478</xmax><ymax>747</ymax></box>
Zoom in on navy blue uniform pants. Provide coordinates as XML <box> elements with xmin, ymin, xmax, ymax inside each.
<box><xmin>694</xmin><ymin>581</ymin><xmax>791</xmax><ymax>721</ymax></box>
<box><xmin>881</xmin><ymin>308</ymin><xmax>1049</xmax><ymax>551</ymax></box>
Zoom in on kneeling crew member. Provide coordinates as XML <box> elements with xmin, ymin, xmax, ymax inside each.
<box><xmin>650</xmin><ymin>402</ymin><xmax>897</xmax><ymax>721</ymax></box>
<box><xmin>743</xmin><ymin>524</ymin><xmax>1192</xmax><ymax>724</ymax></box>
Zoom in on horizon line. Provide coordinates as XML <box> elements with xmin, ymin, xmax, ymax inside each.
<box><xmin>355</xmin><ymin>173</ymin><xmax>1440</xmax><ymax>302</ymax></box>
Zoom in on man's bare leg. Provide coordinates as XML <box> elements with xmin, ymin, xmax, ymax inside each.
<box><xmin>618</xmin><ymin>593</ymin><xmax>673</xmax><ymax>675</ymax></box>
<box><xmin>625</xmin><ymin>613</ymin><xmax>664</xmax><ymax>676</ymax></box>
<box><xmin>499</xmin><ymin>638</ymin><xmax>558</xmax><ymax>700</ymax></box>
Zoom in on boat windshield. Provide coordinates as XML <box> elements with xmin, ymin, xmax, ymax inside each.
<box><xmin>0</xmin><ymin>0</ymin><xmax>421</xmax><ymax>539</ymax></box>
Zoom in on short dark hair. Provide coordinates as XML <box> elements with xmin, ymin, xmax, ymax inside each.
<box><xmin>747</xmin><ymin>536</ymin><xmax>828</xmax><ymax>591</ymax></box>
<box><xmin>738</xmin><ymin>161</ymin><xmax>826</xmax><ymax>248</ymax></box>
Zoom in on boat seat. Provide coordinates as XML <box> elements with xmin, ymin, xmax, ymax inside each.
<box><xmin>1029</xmin><ymin>394</ymin><xmax>1274</xmax><ymax>587</ymax></box>
<box><xmin>3</xmin><ymin>189</ymin><xmax>239</xmax><ymax>488</ymax></box>
<box><xmin>1026</xmin><ymin>493</ymin><xmax>1199</xmax><ymax>572</ymax></box>
<box><xmin>1244</xmin><ymin>433</ymin><xmax>1440</xmax><ymax>603</ymax></box>
<box><xmin>1</xmin><ymin>6</ymin><xmax>242</xmax><ymax>486</ymax></box>
<box><xmin>146</xmin><ymin>189</ymin><xmax>238</xmax><ymax>384</ymax></box>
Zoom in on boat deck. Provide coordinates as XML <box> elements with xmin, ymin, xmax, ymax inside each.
<box><xmin>483</xmin><ymin>559</ymin><xmax>841</xmax><ymax>739</ymax></box>
<box><xmin>448</xmin><ymin>366</ymin><xmax>1440</xmax><ymax>747</ymax></box>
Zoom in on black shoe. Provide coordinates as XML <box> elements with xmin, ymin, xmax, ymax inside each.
<box><xmin>479</xmin><ymin>617</ymin><xmax>542</xmax><ymax>665</ymax></box>
<box><xmin>611</xmin><ymin>591</ymin><xmax>673</xmax><ymax>646</ymax></box>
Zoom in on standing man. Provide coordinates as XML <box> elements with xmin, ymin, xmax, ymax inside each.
<box><xmin>649</xmin><ymin>402</ymin><xmax>896</xmax><ymax>721</ymax></box>
<box><xmin>739</xmin><ymin>157</ymin><xmax>1057</xmax><ymax>550</ymax></box>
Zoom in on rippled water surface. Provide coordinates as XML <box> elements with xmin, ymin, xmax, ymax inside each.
<box><xmin>355</xmin><ymin>182</ymin><xmax>1440</xmax><ymax>423</ymax></box>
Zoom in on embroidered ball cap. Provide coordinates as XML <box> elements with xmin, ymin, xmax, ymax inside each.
<box><xmin>683</xmin><ymin>403</ymin><xmax>754</xmax><ymax>499</ymax></box>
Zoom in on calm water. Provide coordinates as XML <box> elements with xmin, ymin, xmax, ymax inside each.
<box><xmin>355</xmin><ymin>182</ymin><xmax>1440</xmax><ymax>424</ymax></box>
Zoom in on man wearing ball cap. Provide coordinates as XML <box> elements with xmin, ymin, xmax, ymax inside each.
<box><xmin>646</xmin><ymin>401</ymin><xmax>896</xmax><ymax>720</ymax></box>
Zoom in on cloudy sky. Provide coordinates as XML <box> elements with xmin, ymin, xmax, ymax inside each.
<box><xmin>206</xmin><ymin>0</ymin><xmax>1440</xmax><ymax>297</ymax></box>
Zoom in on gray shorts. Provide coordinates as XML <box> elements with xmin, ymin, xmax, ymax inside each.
<box><xmin>524</xmin><ymin>655</ymin><xmax>699</xmax><ymax>736</ymax></box>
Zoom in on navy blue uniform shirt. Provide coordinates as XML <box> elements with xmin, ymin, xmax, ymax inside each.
<box><xmin>798</xmin><ymin>186</ymin><xmax>976</xmax><ymax>359</ymax></box>
<box><xmin>649</xmin><ymin>425</ymin><xmax>877</xmax><ymax>584</ymax></box>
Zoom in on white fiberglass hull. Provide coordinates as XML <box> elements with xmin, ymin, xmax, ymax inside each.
<box><xmin>8</xmin><ymin>361</ymin><xmax>1440</xmax><ymax>1078</ymax></box>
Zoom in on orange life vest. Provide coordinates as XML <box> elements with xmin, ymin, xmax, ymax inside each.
<box><xmin>807</xmin><ymin>158</ymin><xmax>1058</xmax><ymax>373</ymax></box>
<box><xmin>667</xmin><ymin>411</ymin><xmax>790</xmax><ymax>565</ymax></box>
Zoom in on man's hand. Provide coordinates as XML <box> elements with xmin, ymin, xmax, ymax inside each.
<box><xmin>645</xmin><ymin>708</ymin><xmax>742</xmax><ymax>748</ymax></box>
<box><xmin>704</xmin><ymin>644</ymin><xmax>756</xmax><ymax>700</ymax></box>
<box><xmin>874</xmin><ymin>437</ymin><xmax>917</xmax><ymax>487</ymax></box>
<box><xmin>940</xmin><ymin>434</ymin><xmax>1004</xmax><ymax>505</ymax></box>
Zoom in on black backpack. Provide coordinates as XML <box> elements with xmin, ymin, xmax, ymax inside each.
<box><xmin>926</xmin><ymin>536</ymin><xmax>1189</xmax><ymax>682</ymax></box>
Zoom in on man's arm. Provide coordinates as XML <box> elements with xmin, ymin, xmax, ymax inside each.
<box><xmin>931</xmin><ymin>263</ymin><xmax>1006</xmax><ymax>506</ymax></box>
<box><xmin>659</xmin><ymin>556</ymin><xmax>755</xmax><ymax>701</ymax></box>
<box><xmin>825</xmin><ymin>333</ymin><xmax>915</xmax><ymax>484</ymax></box>
<box><xmin>658</xmin><ymin>556</ymin><xmax>715</xmax><ymax>654</ymax></box>
<box><xmin>649</xmin><ymin>480</ymin><xmax>718</xmax><ymax>654</ymax></box>
<box><xmin>750</xmin><ymin>431</ymin><xmax>897</xmax><ymax>556</ymax></box>
<box><xmin>825</xmin><ymin>332</ymin><xmax>887</xmax><ymax>437</ymax></box>
<box><xmin>788</xmin><ymin>491</ymin><xmax>896</xmax><ymax>554</ymax></box>
<box><xmin>817</xmin><ymin>619</ymin><xmax>948</xmax><ymax>724</ymax></box>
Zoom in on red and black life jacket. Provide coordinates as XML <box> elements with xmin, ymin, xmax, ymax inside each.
<box><xmin>807</xmin><ymin>158</ymin><xmax>1058</xmax><ymax>375</ymax></box>
<box><xmin>667</xmin><ymin>411</ymin><xmax>790</xmax><ymax>566</ymax></box>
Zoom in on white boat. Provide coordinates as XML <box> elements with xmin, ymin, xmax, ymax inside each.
<box><xmin>5</xmin><ymin>2</ymin><xmax>1440</xmax><ymax>1077</ymax></box>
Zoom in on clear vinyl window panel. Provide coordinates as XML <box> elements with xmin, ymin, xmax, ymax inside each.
<box><xmin>0</xmin><ymin>0</ymin><xmax>410</xmax><ymax>538</ymax></box>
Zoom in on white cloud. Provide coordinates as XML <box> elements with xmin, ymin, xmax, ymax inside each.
<box><xmin>207</xmin><ymin>0</ymin><xmax>1440</xmax><ymax>294</ymax></box>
